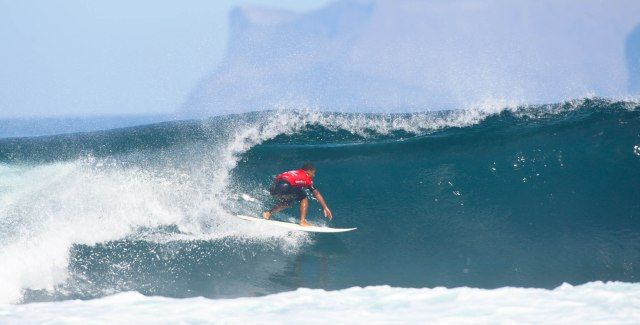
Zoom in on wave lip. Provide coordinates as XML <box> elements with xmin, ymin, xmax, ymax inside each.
<box><xmin>2</xmin><ymin>282</ymin><xmax>639</xmax><ymax>324</ymax></box>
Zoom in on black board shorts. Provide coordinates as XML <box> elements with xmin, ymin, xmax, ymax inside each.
<box><xmin>269</xmin><ymin>179</ymin><xmax>307</xmax><ymax>205</ymax></box>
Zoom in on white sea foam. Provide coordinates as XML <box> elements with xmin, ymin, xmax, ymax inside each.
<box><xmin>1</xmin><ymin>282</ymin><xmax>639</xmax><ymax>324</ymax></box>
<box><xmin>0</xmin><ymin>156</ymin><xmax>311</xmax><ymax>303</ymax></box>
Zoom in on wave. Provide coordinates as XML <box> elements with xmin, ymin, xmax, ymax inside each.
<box><xmin>0</xmin><ymin>98</ymin><xmax>639</xmax><ymax>304</ymax></box>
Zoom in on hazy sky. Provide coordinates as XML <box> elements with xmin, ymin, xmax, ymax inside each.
<box><xmin>0</xmin><ymin>0</ymin><xmax>335</xmax><ymax>118</ymax></box>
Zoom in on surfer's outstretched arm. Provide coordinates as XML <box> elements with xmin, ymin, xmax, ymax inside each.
<box><xmin>312</xmin><ymin>189</ymin><xmax>333</xmax><ymax>220</ymax></box>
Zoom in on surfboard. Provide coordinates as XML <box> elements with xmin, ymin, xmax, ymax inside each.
<box><xmin>235</xmin><ymin>215</ymin><xmax>357</xmax><ymax>233</ymax></box>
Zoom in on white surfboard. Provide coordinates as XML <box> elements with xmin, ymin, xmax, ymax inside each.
<box><xmin>235</xmin><ymin>215</ymin><xmax>357</xmax><ymax>233</ymax></box>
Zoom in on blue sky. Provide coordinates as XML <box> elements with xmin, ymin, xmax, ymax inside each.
<box><xmin>0</xmin><ymin>0</ymin><xmax>334</xmax><ymax>118</ymax></box>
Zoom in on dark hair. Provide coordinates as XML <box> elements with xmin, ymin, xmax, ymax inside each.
<box><xmin>301</xmin><ymin>162</ymin><xmax>316</xmax><ymax>171</ymax></box>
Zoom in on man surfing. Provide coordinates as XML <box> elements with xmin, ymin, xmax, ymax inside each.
<box><xmin>262</xmin><ymin>163</ymin><xmax>333</xmax><ymax>226</ymax></box>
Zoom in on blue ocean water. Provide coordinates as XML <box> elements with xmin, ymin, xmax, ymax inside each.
<box><xmin>0</xmin><ymin>98</ymin><xmax>639</xmax><ymax>304</ymax></box>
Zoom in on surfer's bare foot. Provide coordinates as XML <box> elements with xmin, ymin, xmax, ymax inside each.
<box><xmin>262</xmin><ymin>211</ymin><xmax>271</xmax><ymax>220</ymax></box>
<box><xmin>300</xmin><ymin>220</ymin><xmax>311</xmax><ymax>227</ymax></box>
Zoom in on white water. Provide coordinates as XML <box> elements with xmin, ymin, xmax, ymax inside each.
<box><xmin>2</xmin><ymin>282</ymin><xmax>639</xmax><ymax>324</ymax></box>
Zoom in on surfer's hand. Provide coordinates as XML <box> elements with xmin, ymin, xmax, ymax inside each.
<box><xmin>323</xmin><ymin>208</ymin><xmax>333</xmax><ymax>220</ymax></box>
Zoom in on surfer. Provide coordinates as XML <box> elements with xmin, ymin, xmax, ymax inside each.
<box><xmin>262</xmin><ymin>163</ymin><xmax>333</xmax><ymax>226</ymax></box>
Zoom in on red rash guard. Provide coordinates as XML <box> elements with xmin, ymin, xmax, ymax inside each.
<box><xmin>276</xmin><ymin>169</ymin><xmax>315</xmax><ymax>189</ymax></box>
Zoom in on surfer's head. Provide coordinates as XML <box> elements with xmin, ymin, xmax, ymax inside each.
<box><xmin>301</xmin><ymin>162</ymin><xmax>316</xmax><ymax>178</ymax></box>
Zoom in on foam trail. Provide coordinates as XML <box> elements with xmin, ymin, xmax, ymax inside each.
<box><xmin>0</xmin><ymin>161</ymin><xmax>189</xmax><ymax>303</ymax></box>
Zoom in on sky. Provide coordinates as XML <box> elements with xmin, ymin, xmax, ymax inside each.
<box><xmin>0</xmin><ymin>0</ymin><xmax>335</xmax><ymax>118</ymax></box>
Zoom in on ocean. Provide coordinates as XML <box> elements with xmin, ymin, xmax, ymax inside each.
<box><xmin>1</xmin><ymin>98</ymin><xmax>639</xmax><ymax>322</ymax></box>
